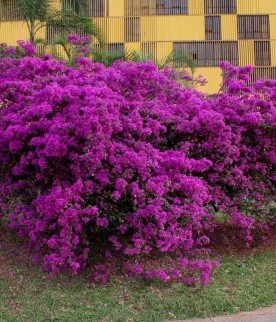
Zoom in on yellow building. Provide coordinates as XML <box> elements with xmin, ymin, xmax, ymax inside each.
<box><xmin>1</xmin><ymin>0</ymin><xmax>276</xmax><ymax>93</ymax></box>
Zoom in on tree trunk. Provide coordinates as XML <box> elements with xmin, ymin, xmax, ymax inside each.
<box><xmin>30</xmin><ymin>20</ymin><xmax>35</xmax><ymax>44</ymax></box>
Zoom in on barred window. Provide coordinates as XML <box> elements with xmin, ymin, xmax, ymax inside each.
<box><xmin>142</xmin><ymin>42</ymin><xmax>157</xmax><ymax>60</ymax></box>
<box><xmin>46</xmin><ymin>25</ymin><xmax>63</xmax><ymax>45</ymax></box>
<box><xmin>174</xmin><ymin>41</ymin><xmax>238</xmax><ymax>67</ymax></box>
<box><xmin>88</xmin><ymin>0</ymin><xmax>105</xmax><ymax>17</ymax></box>
<box><xmin>205</xmin><ymin>16</ymin><xmax>221</xmax><ymax>40</ymax></box>
<box><xmin>63</xmin><ymin>0</ymin><xmax>105</xmax><ymax>17</ymax></box>
<box><xmin>125</xmin><ymin>0</ymin><xmax>188</xmax><ymax>16</ymax></box>
<box><xmin>156</xmin><ymin>0</ymin><xmax>188</xmax><ymax>15</ymax></box>
<box><xmin>125</xmin><ymin>17</ymin><xmax>140</xmax><ymax>41</ymax></box>
<box><xmin>125</xmin><ymin>0</ymin><xmax>141</xmax><ymax>16</ymax></box>
<box><xmin>251</xmin><ymin>67</ymin><xmax>276</xmax><ymax>82</ymax></box>
<box><xmin>0</xmin><ymin>0</ymin><xmax>23</xmax><ymax>21</ymax></box>
<box><xmin>255</xmin><ymin>41</ymin><xmax>271</xmax><ymax>66</ymax></box>
<box><xmin>238</xmin><ymin>16</ymin><xmax>270</xmax><ymax>39</ymax></box>
<box><xmin>205</xmin><ymin>0</ymin><xmax>236</xmax><ymax>14</ymax></box>
<box><xmin>108</xmin><ymin>43</ymin><xmax>125</xmax><ymax>55</ymax></box>
<box><xmin>46</xmin><ymin>25</ymin><xmax>86</xmax><ymax>45</ymax></box>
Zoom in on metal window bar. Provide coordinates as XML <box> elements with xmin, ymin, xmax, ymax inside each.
<box><xmin>89</xmin><ymin>0</ymin><xmax>105</xmax><ymax>17</ymax></box>
<box><xmin>251</xmin><ymin>67</ymin><xmax>276</xmax><ymax>82</ymax></box>
<box><xmin>62</xmin><ymin>0</ymin><xmax>105</xmax><ymax>17</ymax></box>
<box><xmin>125</xmin><ymin>0</ymin><xmax>188</xmax><ymax>16</ymax></box>
<box><xmin>108</xmin><ymin>43</ymin><xmax>125</xmax><ymax>55</ymax></box>
<box><xmin>46</xmin><ymin>25</ymin><xmax>86</xmax><ymax>45</ymax></box>
<box><xmin>238</xmin><ymin>15</ymin><xmax>269</xmax><ymax>39</ymax></box>
<box><xmin>0</xmin><ymin>0</ymin><xmax>23</xmax><ymax>21</ymax></box>
<box><xmin>156</xmin><ymin>0</ymin><xmax>188</xmax><ymax>15</ymax></box>
<box><xmin>173</xmin><ymin>41</ymin><xmax>238</xmax><ymax>67</ymax></box>
<box><xmin>125</xmin><ymin>17</ymin><xmax>140</xmax><ymax>41</ymax></box>
<box><xmin>204</xmin><ymin>0</ymin><xmax>236</xmax><ymax>14</ymax></box>
<box><xmin>254</xmin><ymin>41</ymin><xmax>271</xmax><ymax>66</ymax></box>
<box><xmin>205</xmin><ymin>16</ymin><xmax>221</xmax><ymax>40</ymax></box>
<box><xmin>142</xmin><ymin>42</ymin><xmax>157</xmax><ymax>59</ymax></box>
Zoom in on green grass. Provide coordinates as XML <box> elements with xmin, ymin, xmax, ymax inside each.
<box><xmin>0</xmin><ymin>251</ymin><xmax>275</xmax><ymax>322</ymax></box>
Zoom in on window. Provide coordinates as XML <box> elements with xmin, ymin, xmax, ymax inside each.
<box><xmin>46</xmin><ymin>25</ymin><xmax>86</xmax><ymax>45</ymax></box>
<box><xmin>205</xmin><ymin>16</ymin><xmax>221</xmax><ymax>40</ymax></box>
<box><xmin>238</xmin><ymin>16</ymin><xmax>270</xmax><ymax>39</ymax></box>
<box><xmin>108</xmin><ymin>43</ymin><xmax>125</xmax><ymax>55</ymax></box>
<box><xmin>141</xmin><ymin>0</ymin><xmax>156</xmax><ymax>16</ymax></box>
<box><xmin>174</xmin><ymin>41</ymin><xmax>238</xmax><ymax>67</ymax></box>
<box><xmin>125</xmin><ymin>0</ymin><xmax>188</xmax><ymax>16</ymax></box>
<box><xmin>156</xmin><ymin>0</ymin><xmax>188</xmax><ymax>15</ymax></box>
<box><xmin>0</xmin><ymin>0</ymin><xmax>22</xmax><ymax>21</ymax></box>
<box><xmin>126</xmin><ymin>0</ymin><xmax>140</xmax><ymax>16</ymax></box>
<box><xmin>46</xmin><ymin>25</ymin><xmax>63</xmax><ymax>45</ymax></box>
<box><xmin>88</xmin><ymin>0</ymin><xmax>105</xmax><ymax>17</ymax></box>
<box><xmin>142</xmin><ymin>42</ymin><xmax>157</xmax><ymax>60</ymax></box>
<box><xmin>205</xmin><ymin>0</ymin><xmax>236</xmax><ymax>14</ymax></box>
<box><xmin>251</xmin><ymin>67</ymin><xmax>276</xmax><ymax>82</ymax></box>
<box><xmin>255</xmin><ymin>41</ymin><xmax>271</xmax><ymax>66</ymax></box>
<box><xmin>125</xmin><ymin>17</ymin><xmax>140</xmax><ymax>41</ymax></box>
<box><xmin>63</xmin><ymin>0</ymin><xmax>105</xmax><ymax>17</ymax></box>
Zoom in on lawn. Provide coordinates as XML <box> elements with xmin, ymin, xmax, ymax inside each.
<box><xmin>0</xmin><ymin>228</ymin><xmax>275</xmax><ymax>322</ymax></box>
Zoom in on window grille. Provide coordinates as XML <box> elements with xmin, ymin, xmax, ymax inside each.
<box><xmin>205</xmin><ymin>16</ymin><xmax>221</xmax><ymax>40</ymax></box>
<box><xmin>174</xmin><ymin>41</ymin><xmax>238</xmax><ymax>67</ymax></box>
<box><xmin>63</xmin><ymin>0</ymin><xmax>105</xmax><ymax>17</ymax></box>
<box><xmin>108</xmin><ymin>43</ymin><xmax>125</xmax><ymax>55</ymax></box>
<box><xmin>251</xmin><ymin>67</ymin><xmax>276</xmax><ymax>82</ymax></box>
<box><xmin>46</xmin><ymin>25</ymin><xmax>86</xmax><ymax>45</ymax></box>
<box><xmin>254</xmin><ymin>41</ymin><xmax>271</xmax><ymax>66</ymax></box>
<box><xmin>142</xmin><ymin>42</ymin><xmax>157</xmax><ymax>60</ymax></box>
<box><xmin>125</xmin><ymin>0</ymin><xmax>188</xmax><ymax>16</ymax></box>
<box><xmin>238</xmin><ymin>16</ymin><xmax>270</xmax><ymax>39</ymax></box>
<box><xmin>156</xmin><ymin>0</ymin><xmax>188</xmax><ymax>15</ymax></box>
<box><xmin>204</xmin><ymin>0</ymin><xmax>236</xmax><ymax>14</ymax></box>
<box><xmin>125</xmin><ymin>17</ymin><xmax>140</xmax><ymax>41</ymax></box>
<box><xmin>0</xmin><ymin>0</ymin><xmax>23</xmax><ymax>21</ymax></box>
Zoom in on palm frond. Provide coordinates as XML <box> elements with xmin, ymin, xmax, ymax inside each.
<box><xmin>158</xmin><ymin>51</ymin><xmax>196</xmax><ymax>74</ymax></box>
<box><xmin>61</xmin><ymin>0</ymin><xmax>89</xmax><ymax>16</ymax></box>
<box><xmin>46</xmin><ymin>8</ymin><xmax>104</xmax><ymax>44</ymax></box>
<box><xmin>129</xmin><ymin>51</ymin><xmax>155</xmax><ymax>63</ymax></box>
<box><xmin>90</xmin><ymin>48</ymin><xmax>130</xmax><ymax>67</ymax></box>
<box><xmin>53</xmin><ymin>35</ymin><xmax>71</xmax><ymax>60</ymax></box>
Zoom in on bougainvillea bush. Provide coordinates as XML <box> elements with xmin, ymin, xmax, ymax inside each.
<box><xmin>0</xmin><ymin>43</ymin><xmax>275</xmax><ymax>285</ymax></box>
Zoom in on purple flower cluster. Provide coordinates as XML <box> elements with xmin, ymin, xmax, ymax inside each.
<box><xmin>0</xmin><ymin>54</ymin><xmax>275</xmax><ymax>285</ymax></box>
<box><xmin>0</xmin><ymin>41</ymin><xmax>36</xmax><ymax>59</ymax></box>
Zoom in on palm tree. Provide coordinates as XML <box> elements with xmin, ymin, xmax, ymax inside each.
<box><xmin>0</xmin><ymin>0</ymin><xmax>102</xmax><ymax>44</ymax></box>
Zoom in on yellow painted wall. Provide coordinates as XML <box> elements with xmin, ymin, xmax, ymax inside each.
<box><xmin>108</xmin><ymin>0</ymin><xmax>124</xmax><ymax>17</ymax></box>
<box><xmin>238</xmin><ymin>0</ymin><xmax>276</xmax><ymax>14</ymax></box>
<box><xmin>188</xmin><ymin>0</ymin><xmax>204</xmax><ymax>15</ymax></box>
<box><xmin>156</xmin><ymin>42</ymin><xmax>173</xmax><ymax>62</ymax></box>
<box><xmin>270</xmin><ymin>15</ymin><xmax>276</xmax><ymax>40</ymax></box>
<box><xmin>195</xmin><ymin>68</ymin><xmax>222</xmax><ymax>94</ymax></box>
<box><xmin>125</xmin><ymin>42</ymin><xmax>141</xmax><ymax>53</ymax></box>
<box><xmin>239</xmin><ymin>41</ymin><xmax>255</xmax><ymax>66</ymax></box>
<box><xmin>221</xmin><ymin>15</ymin><xmax>237</xmax><ymax>40</ymax></box>
<box><xmin>270</xmin><ymin>40</ymin><xmax>276</xmax><ymax>66</ymax></box>
<box><xmin>0</xmin><ymin>22</ymin><xmax>29</xmax><ymax>45</ymax></box>
<box><xmin>154</xmin><ymin>16</ymin><xmax>205</xmax><ymax>41</ymax></box>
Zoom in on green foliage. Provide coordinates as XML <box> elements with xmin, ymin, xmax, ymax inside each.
<box><xmin>129</xmin><ymin>50</ymin><xmax>196</xmax><ymax>74</ymax></box>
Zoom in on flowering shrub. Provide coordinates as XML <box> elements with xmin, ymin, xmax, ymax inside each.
<box><xmin>0</xmin><ymin>51</ymin><xmax>275</xmax><ymax>285</ymax></box>
<box><xmin>0</xmin><ymin>40</ymin><xmax>36</xmax><ymax>58</ymax></box>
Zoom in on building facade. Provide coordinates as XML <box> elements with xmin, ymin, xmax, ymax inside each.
<box><xmin>1</xmin><ymin>0</ymin><xmax>276</xmax><ymax>92</ymax></box>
